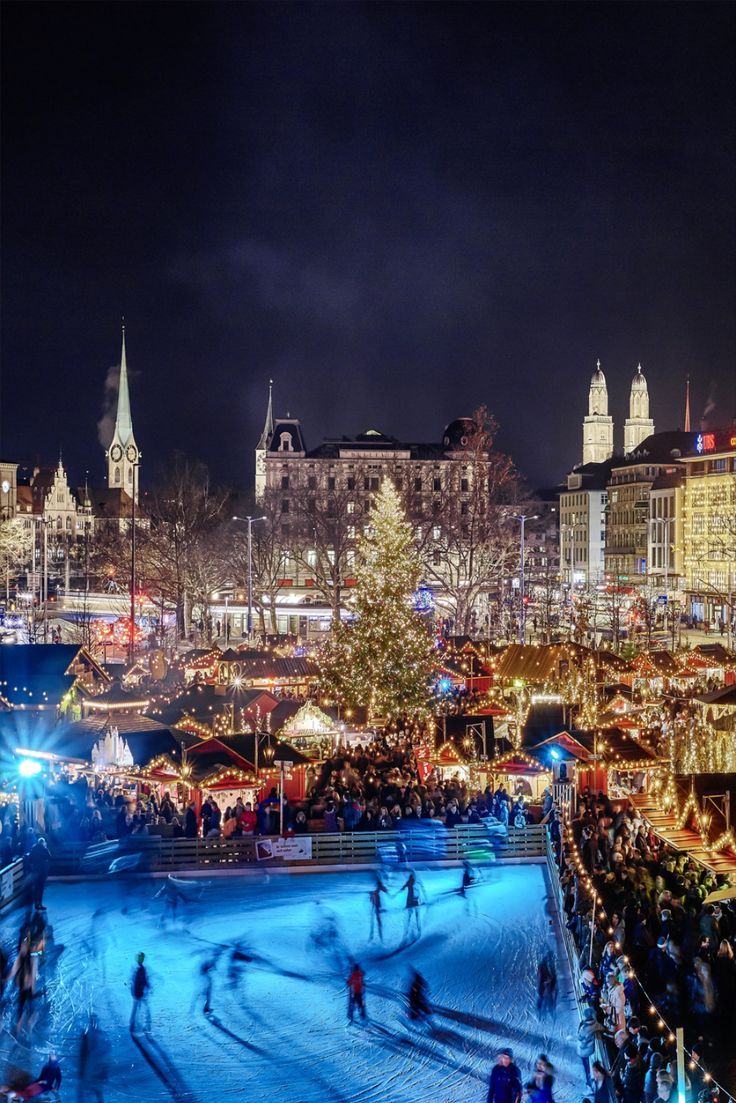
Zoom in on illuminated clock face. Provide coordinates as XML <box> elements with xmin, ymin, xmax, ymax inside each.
<box><xmin>109</xmin><ymin>444</ymin><xmax>123</xmax><ymax>462</ymax></box>
<box><xmin>126</xmin><ymin>445</ymin><xmax>138</xmax><ymax>463</ymax></box>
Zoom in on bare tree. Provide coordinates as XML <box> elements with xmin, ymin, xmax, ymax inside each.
<box><xmin>227</xmin><ymin>492</ymin><xmax>290</xmax><ymax>635</ymax></box>
<box><xmin>409</xmin><ymin>407</ymin><xmax>521</xmax><ymax>635</ymax></box>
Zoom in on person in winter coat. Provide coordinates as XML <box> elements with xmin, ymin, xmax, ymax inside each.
<box><xmin>323</xmin><ymin>801</ymin><xmax>339</xmax><ymax>833</ymax></box>
<box><xmin>130</xmin><ymin>952</ymin><xmax>151</xmax><ymax>1033</ymax></box>
<box><xmin>643</xmin><ymin>1053</ymin><xmax>664</xmax><ymax>1103</ymax></box>
<box><xmin>78</xmin><ymin>1013</ymin><xmax>109</xmax><ymax>1103</ymax></box>
<box><xmin>347</xmin><ymin>962</ymin><xmax>366</xmax><ymax>1023</ymax></box>
<box><xmin>5</xmin><ymin>1053</ymin><xmax>61</xmax><ymax>1100</ymax></box>
<box><xmin>26</xmin><ymin>837</ymin><xmax>51</xmax><ymax>909</ymax></box>
<box><xmin>577</xmin><ymin>1006</ymin><xmax>604</xmax><ymax>1088</ymax></box>
<box><xmin>238</xmin><ymin>803</ymin><xmax>258</xmax><ymax>835</ymax></box>
<box><xmin>184</xmin><ymin>803</ymin><xmax>198</xmax><ymax>839</ymax></box>
<box><xmin>591</xmin><ymin>1061</ymin><xmax>612</xmax><ymax>1103</ymax></box>
<box><xmin>487</xmin><ymin>1048</ymin><xmax>522</xmax><ymax>1103</ymax></box>
<box><xmin>407</xmin><ymin>969</ymin><xmax>431</xmax><ymax>1022</ymax></box>
<box><xmin>601</xmin><ymin>970</ymin><xmax>626</xmax><ymax>1035</ymax></box>
<box><xmin>619</xmin><ymin>1043</ymin><xmax>645</xmax><ymax>1103</ymax></box>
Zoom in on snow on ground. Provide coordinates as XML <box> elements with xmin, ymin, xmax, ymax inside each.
<box><xmin>1</xmin><ymin>863</ymin><xmax>583</xmax><ymax>1103</ymax></box>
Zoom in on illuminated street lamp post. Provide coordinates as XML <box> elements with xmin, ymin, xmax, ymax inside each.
<box><xmin>511</xmin><ymin>513</ymin><xmax>538</xmax><ymax>644</ymax></box>
<box><xmin>232</xmin><ymin>515</ymin><xmax>267</xmax><ymax>641</ymax></box>
<box><xmin>273</xmin><ymin>758</ymin><xmax>293</xmax><ymax>834</ymax></box>
<box><xmin>129</xmin><ymin>463</ymin><xmax>140</xmax><ymax>665</ymax></box>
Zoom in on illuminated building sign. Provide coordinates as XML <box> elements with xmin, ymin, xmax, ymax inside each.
<box><xmin>695</xmin><ymin>432</ymin><xmax>717</xmax><ymax>454</ymax></box>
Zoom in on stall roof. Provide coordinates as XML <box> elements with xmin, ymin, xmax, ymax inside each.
<box><xmin>573</xmin><ymin>727</ymin><xmax>661</xmax><ymax>765</ymax></box>
<box><xmin>0</xmin><ymin>644</ymin><xmax>110</xmax><ymax>708</ymax></box>
<box><xmin>488</xmin><ymin>750</ymin><xmax>550</xmax><ymax>775</ymax></box>
<box><xmin>695</xmin><ymin>685</ymin><xmax>736</xmax><ymax>706</ymax></box>
<box><xmin>630</xmin><ymin>792</ymin><xmax>736</xmax><ymax>876</ymax></box>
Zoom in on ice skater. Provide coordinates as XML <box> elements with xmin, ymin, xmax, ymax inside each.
<box><xmin>536</xmin><ymin>950</ymin><xmax>557</xmax><ymax>1015</ymax></box>
<box><xmin>369</xmin><ymin>873</ymin><xmax>388</xmax><ymax>942</ymax></box>
<box><xmin>9</xmin><ymin>935</ymin><xmax>38</xmax><ymax>1037</ymax></box>
<box><xmin>197</xmin><ymin>950</ymin><xmax>222</xmax><ymax>1015</ymax></box>
<box><xmin>487</xmin><ymin>1047</ymin><xmax>522</xmax><ymax>1103</ymax></box>
<box><xmin>3</xmin><ymin>1052</ymin><xmax>61</xmax><ymax>1100</ymax></box>
<box><xmin>347</xmin><ymin>961</ymin><xmax>367</xmax><ymax>1024</ymax></box>
<box><xmin>227</xmin><ymin>940</ymin><xmax>253</xmax><ymax>991</ymax></box>
<box><xmin>26</xmin><ymin>837</ymin><xmax>51</xmax><ymax>910</ymax></box>
<box><xmin>130</xmin><ymin>952</ymin><xmax>151</xmax><ymax>1034</ymax></box>
<box><xmin>78</xmin><ymin>1014</ymin><xmax>109</xmax><ymax>1103</ymax></box>
<box><xmin>401</xmin><ymin>871</ymin><xmax>422</xmax><ymax>937</ymax></box>
<box><xmin>407</xmin><ymin>969</ymin><xmax>431</xmax><ymax>1024</ymax></box>
<box><xmin>459</xmin><ymin>860</ymin><xmax>479</xmax><ymax>914</ymax></box>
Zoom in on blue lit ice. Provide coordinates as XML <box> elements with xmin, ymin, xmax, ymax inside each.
<box><xmin>1</xmin><ymin>864</ymin><xmax>582</xmax><ymax>1102</ymax></box>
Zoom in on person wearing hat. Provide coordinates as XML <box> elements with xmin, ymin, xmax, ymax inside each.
<box><xmin>487</xmin><ymin>1047</ymin><xmax>522</xmax><ymax>1103</ymax></box>
<box><xmin>130</xmin><ymin>952</ymin><xmax>151</xmax><ymax>1034</ymax></box>
<box><xmin>577</xmin><ymin>1006</ymin><xmax>604</xmax><ymax>1088</ymax></box>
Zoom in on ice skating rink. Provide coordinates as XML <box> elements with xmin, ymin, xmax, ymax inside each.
<box><xmin>1</xmin><ymin>863</ymin><xmax>583</xmax><ymax>1103</ymax></box>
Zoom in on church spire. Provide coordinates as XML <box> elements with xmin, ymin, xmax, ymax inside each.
<box><xmin>684</xmin><ymin>375</ymin><xmax>691</xmax><ymax>432</ymax></box>
<box><xmin>258</xmin><ymin>379</ymin><xmax>274</xmax><ymax>450</ymax></box>
<box><xmin>106</xmin><ymin>321</ymin><xmax>139</xmax><ymax>502</ymax></box>
<box><xmin>255</xmin><ymin>379</ymin><xmax>274</xmax><ymax>502</ymax></box>
<box><xmin>114</xmin><ymin>322</ymin><xmax>134</xmax><ymax>446</ymax></box>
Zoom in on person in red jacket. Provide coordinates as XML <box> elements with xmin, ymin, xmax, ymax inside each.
<box><xmin>238</xmin><ymin>802</ymin><xmax>258</xmax><ymax>835</ymax></box>
<box><xmin>347</xmin><ymin>962</ymin><xmax>367</xmax><ymax>1023</ymax></box>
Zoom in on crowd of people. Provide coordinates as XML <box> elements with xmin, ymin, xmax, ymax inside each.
<box><xmin>557</xmin><ymin>789</ymin><xmax>735</xmax><ymax>1102</ymax></box>
<box><xmin>0</xmin><ymin>734</ymin><xmax>543</xmax><ymax>856</ymax></box>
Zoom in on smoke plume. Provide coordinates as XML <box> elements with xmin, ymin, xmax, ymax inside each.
<box><xmin>97</xmin><ymin>363</ymin><xmax>120</xmax><ymax>447</ymax></box>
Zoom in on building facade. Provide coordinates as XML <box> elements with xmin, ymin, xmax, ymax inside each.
<box><xmin>680</xmin><ymin>429</ymin><xmax>736</xmax><ymax>629</ymax></box>
<box><xmin>603</xmin><ymin>432</ymin><xmax>691</xmax><ymax>584</ymax></box>
<box><xmin>558</xmin><ymin>461</ymin><xmax>611</xmax><ymax>587</ymax></box>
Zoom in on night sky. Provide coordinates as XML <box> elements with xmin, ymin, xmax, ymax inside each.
<box><xmin>1</xmin><ymin>2</ymin><xmax>734</xmax><ymax>492</ymax></box>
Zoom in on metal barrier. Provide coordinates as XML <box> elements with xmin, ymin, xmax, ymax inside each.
<box><xmin>0</xmin><ymin>857</ymin><xmax>26</xmax><ymax>910</ymax></box>
<box><xmin>544</xmin><ymin>828</ymin><xmax>613</xmax><ymax>1080</ymax></box>
<box><xmin>50</xmin><ymin>822</ymin><xmax>546</xmax><ymax>876</ymax></box>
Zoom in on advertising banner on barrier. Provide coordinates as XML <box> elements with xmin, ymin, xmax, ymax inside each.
<box><xmin>1</xmin><ymin>865</ymin><xmax>17</xmax><ymax>903</ymax></box>
<box><xmin>256</xmin><ymin>837</ymin><xmax>313</xmax><ymax>861</ymax></box>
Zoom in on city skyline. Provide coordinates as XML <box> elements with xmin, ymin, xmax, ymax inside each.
<box><xmin>2</xmin><ymin>3</ymin><xmax>734</xmax><ymax>488</ymax></box>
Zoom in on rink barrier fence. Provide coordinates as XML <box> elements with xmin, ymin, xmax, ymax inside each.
<box><xmin>48</xmin><ymin>823</ymin><xmax>547</xmax><ymax>875</ymax></box>
<box><xmin>544</xmin><ymin>828</ymin><xmax>615</xmax><ymax>1090</ymax></box>
<box><xmin>0</xmin><ymin>856</ymin><xmax>26</xmax><ymax>910</ymax></box>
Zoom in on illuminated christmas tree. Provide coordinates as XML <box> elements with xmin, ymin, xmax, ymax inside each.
<box><xmin>320</xmin><ymin>481</ymin><xmax>435</xmax><ymax>722</ymax></box>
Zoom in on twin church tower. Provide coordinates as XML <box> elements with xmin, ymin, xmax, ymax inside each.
<box><xmin>582</xmin><ymin>360</ymin><xmax>654</xmax><ymax>465</ymax></box>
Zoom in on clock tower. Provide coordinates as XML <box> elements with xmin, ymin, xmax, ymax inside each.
<box><xmin>106</xmin><ymin>324</ymin><xmax>140</xmax><ymax>502</ymax></box>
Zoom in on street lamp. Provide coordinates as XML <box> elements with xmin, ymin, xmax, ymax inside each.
<box><xmin>510</xmin><ymin>513</ymin><xmax>538</xmax><ymax>645</ymax></box>
<box><xmin>273</xmin><ymin>758</ymin><xmax>293</xmax><ymax>834</ymax></box>
<box><xmin>232</xmin><ymin>515</ymin><xmax>267</xmax><ymax>642</ymax></box>
<box><xmin>129</xmin><ymin>462</ymin><xmax>140</xmax><ymax>666</ymax></box>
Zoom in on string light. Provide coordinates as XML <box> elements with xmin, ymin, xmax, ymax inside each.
<box><xmin>561</xmin><ymin>816</ymin><xmax>734</xmax><ymax>1101</ymax></box>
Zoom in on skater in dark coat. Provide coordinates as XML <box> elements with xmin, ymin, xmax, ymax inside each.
<box><xmin>130</xmin><ymin>952</ymin><xmax>151</xmax><ymax>1033</ymax></box>
<box><xmin>5</xmin><ymin>1053</ymin><xmax>61</xmax><ymax>1100</ymax></box>
<box><xmin>78</xmin><ymin>1014</ymin><xmax>109</xmax><ymax>1103</ymax></box>
<box><xmin>347</xmin><ymin>962</ymin><xmax>367</xmax><ymax>1023</ymax></box>
<box><xmin>369</xmin><ymin>874</ymin><xmax>387</xmax><ymax>942</ymax></box>
<box><xmin>26</xmin><ymin>838</ymin><xmax>50</xmax><ymax>909</ymax></box>
<box><xmin>536</xmin><ymin>951</ymin><xmax>557</xmax><ymax>1014</ymax></box>
<box><xmin>487</xmin><ymin>1048</ymin><xmax>522</xmax><ymax>1103</ymax></box>
<box><xmin>407</xmin><ymin>969</ymin><xmax>431</xmax><ymax>1022</ymax></box>
<box><xmin>402</xmin><ymin>871</ymin><xmax>421</xmax><ymax>936</ymax></box>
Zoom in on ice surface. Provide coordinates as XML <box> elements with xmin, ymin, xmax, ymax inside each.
<box><xmin>1</xmin><ymin>864</ymin><xmax>583</xmax><ymax>1102</ymax></box>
